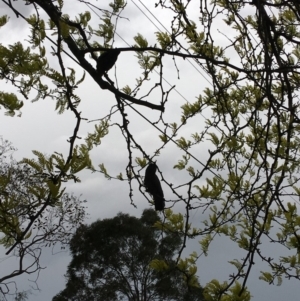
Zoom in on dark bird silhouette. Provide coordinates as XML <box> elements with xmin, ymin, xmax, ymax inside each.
<box><xmin>97</xmin><ymin>49</ymin><xmax>121</xmax><ymax>76</ymax></box>
<box><xmin>144</xmin><ymin>163</ymin><xmax>165</xmax><ymax>211</ymax></box>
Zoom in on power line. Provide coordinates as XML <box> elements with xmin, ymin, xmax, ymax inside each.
<box><xmin>132</xmin><ymin>0</ymin><xmax>212</xmax><ymax>85</ymax></box>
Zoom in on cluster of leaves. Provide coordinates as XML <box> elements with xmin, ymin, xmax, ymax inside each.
<box><xmin>153</xmin><ymin>0</ymin><xmax>300</xmax><ymax>298</ymax></box>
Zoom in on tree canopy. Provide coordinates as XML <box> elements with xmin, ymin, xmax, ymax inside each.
<box><xmin>1</xmin><ymin>0</ymin><xmax>300</xmax><ymax>299</ymax></box>
<box><xmin>52</xmin><ymin>209</ymin><xmax>204</xmax><ymax>301</ymax></box>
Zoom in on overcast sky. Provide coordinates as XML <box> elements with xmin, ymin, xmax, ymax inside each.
<box><xmin>0</xmin><ymin>1</ymin><xmax>300</xmax><ymax>300</ymax></box>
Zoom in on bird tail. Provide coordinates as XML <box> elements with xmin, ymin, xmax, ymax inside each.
<box><xmin>154</xmin><ymin>195</ymin><xmax>165</xmax><ymax>211</ymax></box>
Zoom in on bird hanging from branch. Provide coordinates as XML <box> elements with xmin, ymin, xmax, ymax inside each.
<box><xmin>97</xmin><ymin>49</ymin><xmax>121</xmax><ymax>76</ymax></box>
<box><xmin>144</xmin><ymin>163</ymin><xmax>165</xmax><ymax>211</ymax></box>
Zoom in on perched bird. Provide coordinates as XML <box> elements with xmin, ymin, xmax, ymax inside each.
<box><xmin>144</xmin><ymin>163</ymin><xmax>165</xmax><ymax>211</ymax></box>
<box><xmin>96</xmin><ymin>49</ymin><xmax>121</xmax><ymax>76</ymax></box>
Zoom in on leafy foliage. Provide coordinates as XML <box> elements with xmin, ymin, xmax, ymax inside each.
<box><xmin>0</xmin><ymin>137</ymin><xmax>86</xmax><ymax>296</ymax></box>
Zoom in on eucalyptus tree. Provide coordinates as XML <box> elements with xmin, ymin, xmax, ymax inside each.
<box><xmin>52</xmin><ymin>209</ymin><xmax>204</xmax><ymax>301</ymax></box>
